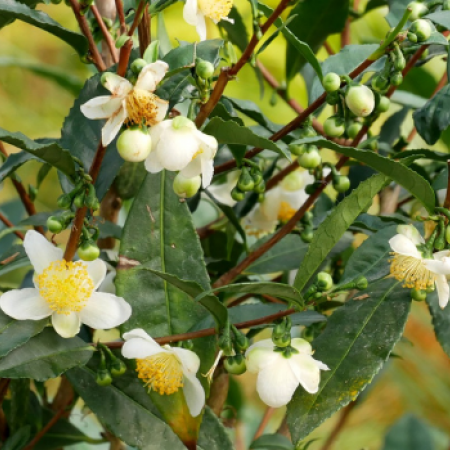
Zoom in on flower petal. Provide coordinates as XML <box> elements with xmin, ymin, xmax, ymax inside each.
<box><xmin>180</xmin><ymin>156</ymin><xmax>202</xmax><ymax>179</ymax></box>
<box><xmin>80</xmin><ymin>96</ymin><xmax>123</xmax><ymax>120</ymax></box>
<box><xmin>24</xmin><ymin>230</ymin><xmax>63</xmax><ymax>274</ymax></box>
<box><xmin>201</xmin><ymin>157</ymin><xmax>214</xmax><ymax>188</ymax></box>
<box><xmin>153</xmin><ymin>98</ymin><xmax>169</xmax><ymax>124</ymax></box>
<box><xmin>85</xmin><ymin>259</ymin><xmax>107</xmax><ymax>290</ymax></box>
<box><xmin>245</xmin><ymin>341</ymin><xmax>280</xmax><ymax>373</ymax></box>
<box><xmin>135</xmin><ymin>61</ymin><xmax>169</xmax><ymax>91</ymax></box>
<box><xmin>423</xmin><ymin>257</ymin><xmax>450</xmax><ymax>275</ymax></box>
<box><xmin>102</xmin><ymin>104</ymin><xmax>127</xmax><ymax>146</ymax></box>
<box><xmin>397</xmin><ymin>224</ymin><xmax>424</xmax><ymax>245</ymax></box>
<box><xmin>79</xmin><ymin>292</ymin><xmax>131</xmax><ymax>330</ymax></box>
<box><xmin>172</xmin><ymin>347</ymin><xmax>200</xmax><ymax>375</ymax></box>
<box><xmin>122</xmin><ymin>337</ymin><xmax>165</xmax><ymax>359</ymax></box>
<box><xmin>435</xmin><ymin>274</ymin><xmax>450</xmax><ymax>309</ymax></box>
<box><xmin>289</xmin><ymin>354</ymin><xmax>322</xmax><ymax>394</ymax></box>
<box><xmin>291</xmin><ymin>338</ymin><xmax>313</xmax><ymax>355</ymax></box>
<box><xmin>102</xmin><ymin>73</ymin><xmax>133</xmax><ymax>97</ymax></box>
<box><xmin>260</xmin><ymin>188</ymin><xmax>282</xmax><ymax>222</ymax></box>
<box><xmin>144</xmin><ymin>150</ymin><xmax>164</xmax><ymax>173</ymax></box>
<box><xmin>52</xmin><ymin>312</ymin><xmax>81</xmax><ymax>338</ymax></box>
<box><xmin>389</xmin><ymin>234</ymin><xmax>421</xmax><ymax>258</ymax></box>
<box><xmin>196</xmin><ymin>12</ymin><xmax>207</xmax><ymax>41</ymax></box>
<box><xmin>183</xmin><ymin>372</ymin><xmax>205</xmax><ymax>417</ymax></box>
<box><xmin>0</xmin><ymin>288</ymin><xmax>51</xmax><ymax>320</ymax></box>
<box><xmin>183</xmin><ymin>0</ymin><xmax>198</xmax><ymax>25</ymax></box>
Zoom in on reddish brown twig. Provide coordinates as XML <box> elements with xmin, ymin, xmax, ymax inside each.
<box><xmin>91</xmin><ymin>5</ymin><xmax>119</xmax><ymax>64</ymax></box>
<box><xmin>138</xmin><ymin>6</ymin><xmax>151</xmax><ymax>56</ymax></box>
<box><xmin>341</xmin><ymin>18</ymin><xmax>351</xmax><ymax>48</ymax></box>
<box><xmin>0</xmin><ymin>212</ymin><xmax>25</xmax><ymax>240</ymax></box>
<box><xmin>115</xmin><ymin>0</ymin><xmax>127</xmax><ymax>35</ymax></box>
<box><xmin>128</xmin><ymin>1</ymin><xmax>146</xmax><ymax>37</ymax></box>
<box><xmin>323</xmin><ymin>41</ymin><xmax>335</xmax><ymax>55</ymax></box>
<box><xmin>253</xmin><ymin>407</ymin><xmax>276</xmax><ymax>441</ymax></box>
<box><xmin>319</xmin><ymin>402</ymin><xmax>357</xmax><ymax>450</ymax></box>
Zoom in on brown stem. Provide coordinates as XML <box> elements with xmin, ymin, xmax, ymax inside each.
<box><xmin>128</xmin><ymin>1</ymin><xmax>146</xmax><ymax>37</ymax></box>
<box><xmin>117</xmin><ymin>39</ymin><xmax>133</xmax><ymax>77</ymax></box>
<box><xmin>253</xmin><ymin>407</ymin><xmax>276</xmax><ymax>441</ymax></box>
<box><xmin>68</xmin><ymin>0</ymin><xmax>106</xmax><ymax>72</ymax></box>
<box><xmin>323</xmin><ymin>41</ymin><xmax>335</xmax><ymax>55</ymax></box>
<box><xmin>341</xmin><ymin>17</ymin><xmax>351</xmax><ymax>48</ymax></box>
<box><xmin>138</xmin><ymin>6</ymin><xmax>151</xmax><ymax>56</ymax></box>
<box><xmin>266</xmin><ymin>161</ymin><xmax>299</xmax><ymax>190</ymax></box>
<box><xmin>91</xmin><ymin>5</ymin><xmax>119</xmax><ymax>64</ymax></box>
<box><xmin>0</xmin><ymin>212</ymin><xmax>25</xmax><ymax>240</ymax></box>
<box><xmin>319</xmin><ymin>401</ymin><xmax>356</xmax><ymax>450</ymax></box>
<box><xmin>115</xmin><ymin>0</ymin><xmax>127</xmax><ymax>35</ymax></box>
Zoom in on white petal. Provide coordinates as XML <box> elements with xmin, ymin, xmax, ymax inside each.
<box><xmin>99</xmin><ymin>271</ymin><xmax>116</xmax><ymax>294</ymax></box>
<box><xmin>102</xmin><ymin>104</ymin><xmax>127</xmax><ymax>146</ymax></box>
<box><xmin>433</xmin><ymin>250</ymin><xmax>450</xmax><ymax>260</ymax></box>
<box><xmin>52</xmin><ymin>312</ymin><xmax>81</xmax><ymax>338</ymax></box>
<box><xmin>135</xmin><ymin>61</ymin><xmax>169</xmax><ymax>91</ymax></box>
<box><xmin>122</xmin><ymin>337</ymin><xmax>164</xmax><ymax>359</ymax></box>
<box><xmin>153</xmin><ymin>98</ymin><xmax>169</xmax><ymax>124</ymax></box>
<box><xmin>180</xmin><ymin>156</ymin><xmax>202</xmax><ymax>179</ymax></box>
<box><xmin>279</xmin><ymin>189</ymin><xmax>308</xmax><ymax>212</ymax></box>
<box><xmin>423</xmin><ymin>257</ymin><xmax>450</xmax><ymax>275</ymax></box>
<box><xmin>24</xmin><ymin>230</ymin><xmax>63</xmax><ymax>275</ymax></box>
<box><xmin>183</xmin><ymin>372</ymin><xmax>205</xmax><ymax>417</ymax></box>
<box><xmin>196</xmin><ymin>13</ymin><xmax>207</xmax><ymax>41</ymax></box>
<box><xmin>149</xmin><ymin>120</ymin><xmax>172</xmax><ymax>147</ymax></box>
<box><xmin>183</xmin><ymin>0</ymin><xmax>199</xmax><ymax>25</ymax></box>
<box><xmin>201</xmin><ymin>157</ymin><xmax>214</xmax><ymax>188</ymax></box>
<box><xmin>260</xmin><ymin>189</ymin><xmax>282</xmax><ymax>222</ymax></box>
<box><xmin>245</xmin><ymin>344</ymin><xmax>280</xmax><ymax>373</ymax></box>
<box><xmin>194</xmin><ymin>130</ymin><xmax>218</xmax><ymax>158</ymax></box>
<box><xmin>435</xmin><ymin>275</ymin><xmax>450</xmax><ymax>309</ymax></box>
<box><xmin>289</xmin><ymin>354</ymin><xmax>322</xmax><ymax>394</ymax></box>
<box><xmin>80</xmin><ymin>96</ymin><xmax>123</xmax><ymax>120</ymax></box>
<box><xmin>389</xmin><ymin>234</ymin><xmax>422</xmax><ymax>258</ymax></box>
<box><xmin>290</xmin><ymin>338</ymin><xmax>313</xmax><ymax>355</ymax></box>
<box><xmin>397</xmin><ymin>224</ymin><xmax>424</xmax><ymax>245</ymax></box>
<box><xmin>79</xmin><ymin>292</ymin><xmax>131</xmax><ymax>330</ymax></box>
<box><xmin>0</xmin><ymin>288</ymin><xmax>51</xmax><ymax>320</ymax></box>
<box><xmin>144</xmin><ymin>150</ymin><xmax>164</xmax><ymax>173</ymax></box>
<box><xmin>243</xmin><ymin>206</ymin><xmax>278</xmax><ymax>236</ymax></box>
<box><xmin>172</xmin><ymin>347</ymin><xmax>200</xmax><ymax>375</ymax></box>
<box><xmin>123</xmin><ymin>328</ymin><xmax>154</xmax><ymax>342</ymax></box>
<box><xmin>314</xmin><ymin>360</ymin><xmax>330</xmax><ymax>371</ymax></box>
<box><xmin>85</xmin><ymin>259</ymin><xmax>107</xmax><ymax>290</ymax></box>
<box><xmin>102</xmin><ymin>73</ymin><xmax>133</xmax><ymax>97</ymax></box>
<box><xmin>256</xmin><ymin>359</ymin><xmax>299</xmax><ymax>407</ymax></box>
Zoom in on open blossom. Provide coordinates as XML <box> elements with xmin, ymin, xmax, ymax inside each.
<box><xmin>245</xmin><ymin>338</ymin><xmax>329</xmax><ymax>407</ymax></box>
<box><xmin>389</xmin><ymin>224</ymin><xmax>450</xmax><ymax>308</ymax></box>
<box><xmin>0</xmin><ymin>231</ymin><xmax>131</xmax><ymax>338</ymax></box>
<box><xmin>144</xmin><ymin>116</ymin><xmax>218</xmax><ymax>188</ymax></box>
<box><xmin>183</xmin><ymin>0</ymin><xmax>233</xmax><ymax>41</ymax></box>
<box><xmin>208</xmin><ymin>170</ymin><xmax>241</xmax><ymax>206</ymax></box>
<box><xmin>81</xmin><ymin>61</ymin><xmax>169</xmax><ymax>146</ymax></box>
<box><xmin>122</xmin><ymin>329</ymin><xmax>205</xmax><ymax>417</ymax></box>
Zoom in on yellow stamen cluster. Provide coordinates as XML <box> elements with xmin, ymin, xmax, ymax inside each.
<box><xmin>389</xmin><ymin>253</ymin><xmax>435</xmax><ymax>290</ymax></box>
<box><xmin>36</xmin><ymin>260</ymin><xmax>93</xmax><ymax>315</ymax></box>
<box><xmin>277</xmin><ymin>201</ymin><xmax>297</xmax><ymax>222</ymax></box>
<box><xmin>136</xmin><ymin>353</ymin><xmax>183</xmax><ymax>395</ymax></box>
<box><xmin>198</xmin><ymin>0</ymin><xmax>233</xmax><ymax>21</ymax></box>
<box><xmin>125</xmin><ymin>89</ymin><xmax>160</xmax><ymax>126</ymax></box>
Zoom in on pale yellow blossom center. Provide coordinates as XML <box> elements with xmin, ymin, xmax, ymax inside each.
<box><xmin>389</xmin><ymin>253</ymin><xmax>435</xmax><ymax>290</ymax></box>
<box><xmin>125</xmin><ymin>89</ymin><xmax>160</xmax><ymax>127</ymax></box>
<box><xmin>277</xmin><ymin>201</ymin><xmax>297</xmax><ymax>222</ymax></box>
<box><xmin>198</xmin><ymin>0</ymin><xmax>233</xmax><ymax>21</ymax></box>
<box><xmin>36</xmin><ymin>261</ymin><xmax>94</xmax><ymax>314</ymax></box>
<box><xmin>136</xmin><ymin>353</ymin><xmax>183</xmax><ymax>395</ymax></box>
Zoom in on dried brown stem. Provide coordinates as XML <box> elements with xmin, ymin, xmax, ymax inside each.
<box><xmin>0</xmin><ymin>212</ymin><xmax>24</xmax><ymax>240</ymax></box>
<box><xmin>91</xmin><ymin>5</ymin><xmax>119</xmax><ymax>64</ymax></box>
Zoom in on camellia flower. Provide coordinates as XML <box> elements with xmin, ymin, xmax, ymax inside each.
<box><xmin>389</xmin><ymin>224</ymin><xmax>450</xmax><ymax>308</ymax></box>
<box><xmin>208</xmin><ymin>170</ymin><xmax>241</xmax><ymax>207</ymax></box>
<box><xmin>183</xmin><ymin>0</ymin><xmax>233</xmax><ymax>41</ymax></box>
<box><xmin>121</xmin><ymin>328</ymin><xmax>205</xmax><ymax>417</ymax></box>
<box><xmin>80</xmin><ymin>61</ymin><xmax>169</xmax><ymax>146</ymax></box>
<box><xmin>0</xmin><ymin>231</ymin><xmax>131</xmax><ymax>338</ymax></box>
<box><xmin>144</xmin><ymin>116</ymin><xmax>218</xmax><ymax>188</ymax></box>
<box><xmin>245</xmin><ymin>338</ymin><xmax>329</xmax><ymax>407</ymax></box>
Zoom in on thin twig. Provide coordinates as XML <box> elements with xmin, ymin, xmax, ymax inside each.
<box><xmin>341</xmin><ymin>18</ymin><xmax>351</xmax><ymax>48</ymax></box>
<box><xmin>253</xmin><ymin>407</ymin><xmax>276</xmax><ymax>441</ymax></box>
<box><xmin>138</xmin><ymin>6</ymin><xmax>151</xmax><ymax>56</ymax></box>
<box><xmin>319</xmin><ymin>402</ymin><xmax>356</xmax><ymax>450</ymax></box>
<box><xmin>128</xmin><ymin>1</ymin><xmax>146</xmax><ymax>37</ymax></box>
<box><xmin>91</xmin><ymin>5</ymin><xmax>119</xmax><ymax>64</ymax></box>
<box><xmin>0</xmin><ymin>212</ymin><xmax>25</xmax><ymax>240</ymax></box>
<box><xmin>323</xmin><ymin>41</ymin><xmax>335</xmax><ymax>55</ymax></box>
<box><xmin>115</xmin><ymin>0</ymin><xmax>127</xmax><ymax>35</ymax></box>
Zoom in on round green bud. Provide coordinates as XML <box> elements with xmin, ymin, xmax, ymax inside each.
<box><xmin>182</xmin><ymin>340</ymin><xmax>194</xmax><ymax>350</ymax></box>
<box><xmin>326</xmin><ymin>91</ymin><xmax>341</xmax><ymax>106</ymax></box>
<box><xmin>445</xmin><ymin>225</ymin><xmax>450</xmax><ymax>244</ymax></box>
<box><xmin>305</xmin><ymin>183</ymin><xmax>319</xmax><ymax>196</ymax></box>
<box><xmin>272</xmin><ymin>332</ymin><xmax>291</xmax><ymax>348</ymax></box>
<box><xmin>224</xmin><ymin>355</ymin><xmax>247</xmax><ymax>375</ymax></box>
<box><xmin>254</xmin><ymin>179</ymin><xmax>266</xmax><ymax>194</ymax></box>
<box><xmin>345</xmin><ymin>85</ymin><xmax>375</xmax><ymax>117</ymax></box>
<box><xmin>392</xmin><ymin>53</ymin><xmax>406</xmax><ymax>72</ymax></box>
<box><xmin>235</xmin><ymin>335</ymin><xmax>250</xmax><ymax>352</ymax></box>
<box><xmin>57</xmin><ymin>193</ymin><xmax>73</xmax><ymax>209</ymax></box>
<box><xmin>390</xmin><ymin>71</ymin><xmax>403</xmax><ymax>87</ymax></box>
<box><xmin>47</xmin><ymin>216</ymin><xmax>64</xmax><ymax>234</ymax></box>
<box><xmin>407</xmin><ymin>32</ymin><xmax>418</xmax><ymax>43</ymax></box>
<box><xmin>110</xmin><ymin>359</ymin><xmax>127</xmax><ymax>377</ymax></box>
<box><xmin>298</xmin><ymin>148</ymin><xmax>321</xmax><ymax>169</ymax></box>
<box><xmin>302</xmin><ymin>211</ymin><xmax>314</xmax><ymax>223</ymax></box>
<box><xmin>130</xmin><ymin>58</ymin><xmax>147</xmax><ymax>75</ymax></box>
<box><xmin>302</xmin><ymin>126</ymin><xmax>317</xmax><ymax>138</ymax></box>
<box><xmin>289</xmin><ymin>142</ymin><xmax>308</xmax><ymax>156</ymax></box>
<box><xmin>117</xmin><ymin>128</ymin><xmax>152</xmax><ymax>163</ymax></box>
<box><xmin>371</xmin><ymin>74</ymin><xmax>390</xmax><ymax>93</ymax></box>
<box><xmin>218</xmin><ymin>334</ymin><xmax>233</xmax><ymax>356</ymax></box>
<box><xmin>317</xmin><ymin>272</ymin><xmax>333</xmax><ymax>291</ymax></box>
<box><xmin>376</xmin><ymin>96</ymin><xmax>390</xmax><ymax>113</ymax></box>
<box><xmin>355</xmin><ymin>276</ymin><xmax>368</xmax><ymax>290</ymax></box>
<box><xmin>322</xmin><ymin>72</ymin><xmax>341</xmax><ymax>93</ymax></box>
<box><xmin>409</xmin><ymin>19</ymin><xmax>432</xmax><ymax>42</ymax></box>
<box><xmin>301</xmin><ymin>229</ymin><xmax>314</xmax><ymax>243</ymax></box>
<box><xmin>347</xmin><ymin>121</ymin><xmax>363</xmax><ymax>139</ymax></box>
<box><xmin>173</xmin><ymin>173</ymin><xmax>202</xmax><ymax>199</ymax></box>
<box><xmin>250</xmin><ymin>167</ymin><xmax>263</xmax><ymax>185</ymax></box>
<box><xmin>96</xmin><ymin>369</ymin><xmax>113</xmax><ymax>386</ymax></box>
<box><xmin>195</xmin><ymin>59</ymin><xmax>215</xmax><ymax>79</ymax></box>
<box><xmin>411</xmin><ymin>288</ymin><xmax>427</xmax><ymax>302</ymax></box>
<box><xmin>231</xmin><ymin>186</ymin><xmax>245</xmax><ymax>202</ymax></box>
<box><xmin>73</xmin><ymin>192</ymin><xmax>86</xmax><ymax>209</ymax></box>
<box><xmin>237</xmin><ymin>167</ymin><xmax>255</xmax><ymax>192</ymax></box>
<box><xmin>323</xmin><ymin>116</ymin><xmax>346</xmax><ymax>138</ymax></box>
<box><xmin>333</xmin><ymin>175</ymin><xmax>351</xmax><ymax>193</ymax></box>
<box><xmin>78</xmin><ymin>240</ymin><xmax>100</xmax><ymax>262</ymax></box>
<box><xmin>407</xmin><ymin>2</ymin><xmax>428</xmax><ymax>21</ymax></box>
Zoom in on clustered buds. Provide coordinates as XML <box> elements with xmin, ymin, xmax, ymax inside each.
<box><xmin>231</xmin><ymin>160</ymin><xmax>265</xmax><ymax>203</ymax></box>
<box><xmin>95</xmin><ymin>344</ymin><xmax>128</xmax><ymax>387</ymax></box>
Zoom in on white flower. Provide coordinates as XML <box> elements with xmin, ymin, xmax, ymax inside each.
<box><xmin>81</xmin><ymin>61</ymin><xmax>169</xmax><ymax>146</ymax></box>
<box><xmin>245</xmin><ymin>338</ymin><xmax>329</xmax><ymax>408</ymax></box>
<box><xmin>208</xmin><ymin>170</ymin><xmax>241</xmax><ymax>207</ymax></box>
<box><xmin>389</xmin><ymin>224</ymin><xmax>450</xmax><ymax>308</ymax></box>
<box><xmin>144</xmin><ymin>116</ymin><xmax>218</xmax><ymax>188</ymax></box>
<box><xmin>183</xmin><ymin>0</ymin><xmax>234</xmax><ymax>41</ymax></box>
<box><xmin>122</xmin><ymin>329</ymin><xmax>205</xmax><ymax>417</ymax></box>
<box><xmin>0</xmin><ymin>231</ymin><xmax>132</xmax><ymax>338</ymax></box>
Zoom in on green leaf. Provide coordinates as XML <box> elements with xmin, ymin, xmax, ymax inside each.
<box><xmin>382</xmin><ymin>414</ymin><xmax>435</xmax><ymax>450</ymax></box>
<box><xmin>0</xmin><ymin>151</ymin><xmax>36</xmax><ymax>182</ymax></box>
<box><xmin>391</xmin><ymin>90</ymin><xmax>428</xmax><ymax>108</ymax></box>
<box><xmin>379</xmin><ymin>108</ymin><xmax>409</xmax><ymax>145</ymax></box>
<box><xmin>0</xmin><ymin>310</ymin><xmax>47</xmax><ymax>358</ymax></box>
<box><xmin>143</xmin><ymin>40</ymin><xmax>160</xmax><ymax>63</ymax></box>
<box><xmin>0</xmin><ymin>328</ymin><xmax>94</xmax><ymax>381</ymax></box>
<box><xmin>218</xmin><ymin>6</ymin><xmax>249</xmax><ymax>52</ymax></box>
<box><xmin>386</xmin><ymin>0</ymin><xmax>410</xmax><ymax>26</ymax></box>
<box><xmin>0</xmin><ymin>128</ymin><xmax>76</xmax><ymax>178</ymax></box>
<box><xmin>294</xmin><ymin>174</ymin><xmax>389</xmax><ymax>292</ymax></box>
<box><xmin>0</xmin><ymin>245</ymin><xmax>29</xmax><ymax>277</ymax></box>
<box><xmin>426</xmin><ymin>288</ymin><xmax>450</xmax><ymax>358</ymax></box>
<box><xmin>425</xmin><ymin>11</ymin><xmax>450</xmax><ymax>30</ymax></box>
<box><xmin>0</xmin><ymin>0</ymin><xmax>88</xmax><ymax>55</ymax></box>
<box><xmin>198</xmin><ymin>407</ymin><xmax>234</xmax><ymax>450</ymax></box>
<box><xmin>287</xmin><ymin>278</ymin><xmax>412</xmax><ymax>444</ymax></box>
<box><xmin>395</xmin><ymin>148</ymin><xmax>450</xmax><ymax>162</ymax></box>
<box><xmin>2</xmin><ymin>426</ymin><xmax>30</xmax><ymax>450</ymax></box>
<box><xmin>203</xmin><ymin>117</ymin><xmax>290</xmax><ymax>160</ymax></box>
<box><xmin>413</xmin><ymin>84</ymin><xmax>450</xmax><ymax>145</ymax></box>
<box><xmin>250</xmin><ymin>433</ymin><xmax>294</xmax><ymax>449</ymax></box>
<box><xmin>295</xmin><ymin>137</ymin><xmax>435</xmax><ymax>213</ymax></box>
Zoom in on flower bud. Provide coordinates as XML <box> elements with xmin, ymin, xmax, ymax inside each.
<box><xmin>173</xmin><ymin>173</ymin><xmax>201</xmax><ymax>198</ymax></box>
<box><xmin>390</xmin><ymin>71</ymin><xmax>403</xmax><ymax>87</ymax></box>
<box><xmin>301</xmin><ymin>228</ymin><xmax>314</xmax><ymax>243</ymax></box>
<box><xmin>345</xmin><ymin>85</ymin><xmax>375</xmax><ymax>117</ymax></box>
<box><xmin>355</xmin><ymin>276</ymin><xmax>368</xmax><ymax>290</ymax></box>
<box><xmin>57</xmin><ymin>193</ymin><xmax>73</xmax><ymax>209</ymax></box>
<box><xmin>73</xmin><ymin>192</ymin><xmax>86</xmax><ymax>209</ymax></box>
<box><xmin>298</xmin><ymin>147</ymin><xmax>321</xmax><ymax>169</ymax></box>
<box><xmin>131</xmin><ymin>58</ymin><xmax>147</xmax><ymax>75</ymax></box>
<box><xmin>78</xmin><ymin>240</ymin><xmax>100</xmax><ymax>262</ymax></box>
<box><xmin>47</xmin><ymin>216</ymin><xmax>64</xmax><ymax>234</ymax></box>
<box><xmin>322</xmin><ymin>72</ymin><xmax>341</xmax><ymax>93</ymax></box>
<box><xmin>195</xmin><ymin>59</ymin><xmax>215</xmax><ymax>80</ymax></box>
<box><xmin>224</xmin><ymin>355</ymin><xmax>247</xmax><ymax>375</ymax></box>
<box><xmin>411</xmin><ymin>288</ymin><xmax>427</xmax><ymax>302</ymax></box>
<box><xmin>302</xmin><ymin>126</ymin><xmax>317</xmax><ymax>138</ymax></box>
<box><xmin>233</xmin><ymin>327</ymin><xmax>250</xmax><ymax>352</ymax></box>
<box><xmin>272</xmin><ymin>332</ymin><xmax>291</xmax><ymax>348</ymax></box>
<box><xmin>218</xmin><ymin>333</ymin><xmax>233</xmax><ymax>356</ymax></box>
<box><xmin>376</xmin><ymin>96</ymin><xmax>390</xmax><ymax>113</ymax></box>
<box><xmin>117</xmin><ymin>128</ymin><xmax>152</xmax><ymax>163</ymax></box>
<box><xmin>84</xmin><ymin>184</ymin><xmax>99</xmax><ymax>210</ymax></box>
<box><xmin>371</xmin><ymin>75</ymin><xmax>389</xmax><ymax>93</ymax></box>
<box><xmin>250</xmin><ymin>167</ymin><xmax>263</xmax><ymax>185</ymax></box>
<box><xmin>407</xmin><ymin>32</ymin><xmax>418</xmax><ymax>42</ymax></box>
<box><xmin>445</xmin><ymin>225</ymin><xmax>450</xmax><ymax>244</ymax></box>
<box><xmin>254</xmin><ymin>179</ymin><xmax>266</xmax><ymax>194</ymax></box>
<box><xmin>326</xmin><ymin>91</ymin><xmax>341</xmax><ymax>106</ymax></box>
<box><xmin>409</xmin><ymin>19</ymin><xmax>432</xmax><ymax>42</ymax></box>
<box><xmin>237</xmin><ymin>167</ymin><xmax>255</xmax><ymax>192</ymax></box>
<box><xmin>392</xmin><ymin>53</ymin><xmax>406</xmax><ymax>72</ymax></box>
<box><xmin>347</xmin><ymin>121</ymin><xmax>363</xmax><ymax>139</ymax></box>
<box><xmin>317</xmin><ymin>272</ymin><xmax>333</xmax><ymax>291</ymax></box>
<box><xmin>289</xmin><ymin>142</ymin><xmax>308</xmax><ymax>156</ymax></box>
<box><xmin>324</xmin><ymin>116</ymin><xmax>345</xmax><ymax>138</ymax></box>
<box><xmin>110</xmin><ymin>358</ymin><xmax>127</xmax><ymax>377</ymax></box>
<box><xmin>333</xmin><ymin>175</ymin><xmax>351</xmax><ymax>193</ymax></box>
<box><xmin>231</xmin><ymin>186</ymin><xmax>245</xmax><ymax>202</ymax></box>
<box><xmin>407</xmin><ymin>2</ymin><xmax>428</xmax><ymax>21</ymax></box>
<box><xmin>96</xmin><ymin>368</ymin><xmax>113</xmax><ymax>386</ymax></box>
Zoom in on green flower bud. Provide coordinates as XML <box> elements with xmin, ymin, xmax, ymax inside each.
<box><xmin>326</xmin><ymin>91</ymin><xmax>341</xmax><ymax>106</ymax></box>
<box><xmin>289</xmin><ymin>142</ymin><xmax>308</xmax><ymax>156</ymax></box>
<box><xmin>47</xmin><ymin>216</ymin><xmax>64</xmax><ymax>234</ymax></box>
<box><xmin>302</xmin><ymin>126</ymin><xmax>317</xmax><ymax>138</ymax></box>
<box><xmin>301</xmin><ymin>228</ymin><xmax>314</xmax><ymax>243</ymax></box>
<box><xmin>182</xmin><ymin>340</ymin><xmax>194</xmax><ymax>350</ymax></box>
<box><xmin>218</xmin><ymin>334</ymin><xmax>233</xmax><ymax>356</ymax></box>
<box><xmin>392</xmin><ymin>53</ymin><xmax>406</xmax><ymax>72</ymax></box>
<box><xmin>317</xmin><ymin>272</ymin><xmax>333</xmax><ymax>291</ymax></box>
<box><xmin>78</xmin><ymin>240</ymin><xmax>100</xmax><ymax>262</ymax></box>
<box><xmin>130</xmin><ymin>58</ymin><xmax>148</xmax><ymax>75</ymax></box>
<box><xmin>254</xmin><ymin>179</ymin><xmax>266</xmax><ymax>194</ymax></box>
<box><xmin>96</xmin><ymin>369</ymin><xmax>113</xmax><ymax>386</ymax></box>
<box><xmin>305</xmin><ymin>183</ymin><xmax>319</xmax><ymax>196</ymax></box>
<box><xmin>195</xmin><ymin>58</ymin><xmax>215</xmax><ymax>79</ymax></box>
<box><xmin>333</xmin><ymin>175</ymin><xmax>351</xmax><ymax>193</ymax></box>
<box><xmin>224</xmin><ymin>355</ymin><xmax>247</xmax><ymax>375</ymax></box>
<box><xmin>110</xmin><ymin>359</ymin><xmax>127</xmax><ymax>377</ymax></box>
<box><xmin>324</xmin><ymin>116</ymin><xmax>346</xmax><ymax>138</ymax></box>
<box><xmin>84</xmin><ymin>184</ymin><xmax>98</xmax><ymax>210</ymax></box>
<box><xmin>445</xmin><ymin>225</ymin><xmax>450</xmax><ymax>244</ymax></box>
<box><xmin>231</xmin><ymin>186</ymin><xmax>245</xmax><ymax>202</ymax></box>
<box><xmin>173</xmin><ymin>173</ymin><xmax>201</xmax><ymax>198</ymax></box>
<box><xmin>407</xmin><ymin>32</ymin><xmax>418</xmax><ymax>42</ymax></box>
<box><xmin>411</xmin><ymin>288</ymin><xmax>427</xmax><ymax>302</ymax></box>
<box><xmin>273</xmin><ymin>322</ymin><xmax>286</xmax><ymax>338</ymax></box>
<box><xmin>345</xmin><ymin>85</ymin><xmax>375</xmax><ymax>117</ymax></box>
<box><xmin>409</xmin><ymin>19</ymin><xmax>432</xmax><ymax>42</ymax></box>
<box><xmin>298</xmin><ymin>147</ymin><xmax>321</xmax><ymax>169</ymax></box>
<box><xmin>250</xmin><ymin>167</ymin><xmax>263</xmax><ymax>185</ymax></box>
<box><xmin>57</xmin><ymin>193</ymin><xmax>73</xmax><ymax>209</ymax></box>
<box><xmin>237</xmin><ymin>167</ymin><xmax>255</xmax><ymax>192</ymax></box>
<box><xmin>407</xmin><ymin>2</ymin><xmax>428</xmax><ymax>21</ymax></box>
<box><xmin>371</xmin><ymin>74</ymin><xmax>390</xmax><ymax>93</ymax></box>
<box><xmin>117</xmin><ymin>128</ymin><xmax>152</xmax><ymax>163</ymax></box>
<box><xmin>272</xmin><ymin>332</ymin><xmax>291</xmax><ymax>348</ymax></box>
<box><xmin>73</xmin><ymin>192</ymin><xmax>86</xmax><ymax>209</ymax></box>
<box><xmin>233</xmin><ymin>328</ymin><xmax>250</xmax><ymax>352</ymax></box>
<box><xmin>355</xmin><ymin>276</ymin><xmax>368</xmax><ymax>290</ymax></box>
<box><xmin>322</xmin><ymin>72</ymin><xmax>341</xmax><ymax>93</ymax></box>
<box><xmin>390</xmin><ymin>71</ymin><xmax>403</xmax><ymax>87</ymax></box>
<box><xmin>347</xmin><ymin>121</ymin><xmax>363</xmax><ymax>139</ymax></box>
<box><xmin>376</xmin><ymin>96</ymin><xmax>390</xmax><ymax>113</ymax></box>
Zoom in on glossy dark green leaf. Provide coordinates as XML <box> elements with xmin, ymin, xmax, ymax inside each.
<box><xmin>287</xmin><ymin>278</ymin><xmax>412</xmax><ymax>444</ymax></box>
<box><xmin>382</xmin><ymin>414</ymin><xmax>435</xmax><ymax>450</ymax></box>
<box><xmin>425</xmin><ymin>11</ymin><xmax>450</xmax><ymax>30</ymax></box>
<box><xmin>0</xmin><ymin>245</ymin><xmax>29</xmax><ymax>277</ymax></box>
<box><xmin>155</xmin><ymin>70</ymin><xmax>192</xmax><ymax>110</ymax></box>
<box><xmin>391</xmin><ymin>90</ymin><xmax>427</xmax><ymax>108</ymax></box>
<box><xmin>197</xmin><ymin>407</ymin><xmax>234</xmax><ymax>450</ymax></box>
<box><xmin>295</xmin><ymin>137</ymin><xmax>435</xmax><ymax>213</ymax></box>
<box><xmin>0</xmin><ymin>0</ymin><xmax>88</xmax><ymax>55</ymax></box>
<box><xmin>113</xmin><ymin>160</ymin><xmax>147</xmax><ymax>200</ymax></box>
<box><xmin>2</xmin><ymin>426</ymin><xmax>30</xmax><ymax>450</ymax></box>
<box><xmin>218</xmin><ymin>6</ymin><xmax>248</xmax><ymax>52</ymax></box>
<box><xmin>0</xmin><ymin>151</ymin><xmax>36</xmax><ymax>182</ymax></box>
<box><xmin>0</xmin><ymin>328</ymin><xmax>94</xmax><ymax>380</ymax></box>
<box><xmin>0</xmin><ymin>128</ymin><xmax>76</xmax><ymax>178</ymax></box>
<box><xmin>427</xmin><ymin>289</ymin><xmax>450</xmax><ymax>358</ymax></box>
<box><xmin>97</xmin><ymin>221</ymin><xmax>122</xmax><ymax>239</ymax></box>
<box><xmin>413</xmin><ymin>84</ymin><xmax>450</xmax><ymax>145</ymax></box>
<box><xmin>250</xmin><ymin>433</ymin><xmax>294</xmax><ymax>450</ymax></box>
<box><xmin>395</xmin><ymin>148</ymin><xmax>450</xmax><ymax>162</ymax></box>
<box><xmin>379</xmin><ymin>108</ymin><xmax>409</xmax><ymax>145</ymax></box>
<box><xmin>294</xmin><ymin>174</ymin><xmax>389</xmax><ymax>292</ymax></box>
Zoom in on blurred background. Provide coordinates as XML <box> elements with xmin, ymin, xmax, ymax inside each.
<box><xmin>1</xmin><ymin>0</ymin><xmax>450</xmax><ymax>448</ymax></box>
